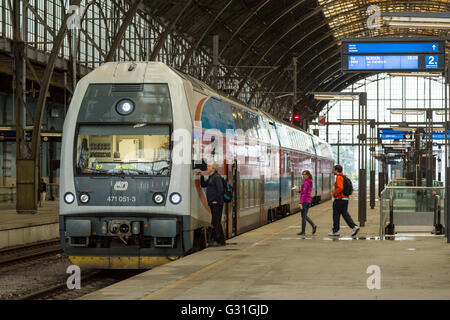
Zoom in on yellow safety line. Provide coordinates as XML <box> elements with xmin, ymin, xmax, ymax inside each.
<box><xmin>141</xmin><ymin>223</ymin><xmax>293</xmax><ymax>300</ymax></box>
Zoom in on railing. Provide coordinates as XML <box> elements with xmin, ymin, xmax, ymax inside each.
<box><xmin>380</xmin><ymin>186</ymin><xmax>446</xmax><ymax>238</ymax></box>
<box><xmin>388</xmin><ymin>180</ymin><xmax>444</xmax><ymax>187</ymax></box>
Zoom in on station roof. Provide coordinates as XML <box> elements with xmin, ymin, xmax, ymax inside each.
<box><xmin>142</xmin><ymin>0</ymin><xmax>449</xmax><ymax>120</ymax></box>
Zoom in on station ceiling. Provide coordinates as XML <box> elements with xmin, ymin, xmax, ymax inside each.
<box><xmin>142</xmin><ymin>0</ymin><xmax>450</xmax><ymax>121</ymax></box>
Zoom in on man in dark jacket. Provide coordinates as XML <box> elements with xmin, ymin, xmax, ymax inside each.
<box><xmin>197</xmin><ymin>162</ymin><xmax>226</xmax><ymax>246</ymax></box>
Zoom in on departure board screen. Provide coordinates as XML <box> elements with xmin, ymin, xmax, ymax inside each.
<box><xmin>342</xmin><ymin>39</ymin><xmax>445</xmax><ymax>73</ymax></box>
<box><xmin>347</xmin><ymin>42</ymin><xmax>440</xmax><ymax>54</ymax></box>
<box><xmin>348</xmin><ymin>55</ymin><xmax>419</xmax><ymax>70</ymax></box>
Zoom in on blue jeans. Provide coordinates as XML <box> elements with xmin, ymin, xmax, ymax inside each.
<box><xmin>301</xmin><ymin>202</ymin><xmax>315</xmax><ymax>233</ymax></box>
<box><xmin>332</xmin><ymin>199</ymin><xmax>357</xmax><ymax>233</ymax></box>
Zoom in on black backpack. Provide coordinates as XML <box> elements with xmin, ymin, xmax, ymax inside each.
<box><xmin>222</xmin><ymin>177</ymin><xmax>233</xmax><ymax>203</ymax></box>
<box><xmin>342</xmin><ymin>175</ymin><xmax>353</xmax><ymax>196</ymax></box>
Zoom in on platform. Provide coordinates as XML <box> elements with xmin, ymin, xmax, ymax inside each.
<box><xmin>80</xmin><ymin>199</ymin><xmax>450</xmax><ymax>300</ymax></box>
<box><xmin>0</xmin><ymin>201</ymin><xmax>59</xmax><ymax>249</ymax></box>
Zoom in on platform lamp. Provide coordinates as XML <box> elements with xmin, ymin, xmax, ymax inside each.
<box><xmin>382</xmin><ymin>12</ymin><xmax>450</xmax><ymax>29</ymax></box>
<box><xmin>311</xmin><ymin>92</ymin><xmax>368</xmax><ymax>227</ymax></box>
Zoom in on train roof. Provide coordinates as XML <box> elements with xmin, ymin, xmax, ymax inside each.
<box><xmin>83</xmin><ymin>62</ymin><xmax>331</xmax><ymax>157</ymax></box>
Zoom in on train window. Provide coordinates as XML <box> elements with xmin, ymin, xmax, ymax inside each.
<box><xmin>255</xmin><ymin>179</ymin><xmax>261</xmax><ymax>206</ymax></box>
<box><xmin>256</xmin><ymin>116</ymin><xmax>267</xmax><ymax>141</ymax></box>
<box><xmin>239</xmin><ymin>179</ymin><xmax>244</xmax><ymax>209</ymax></box>
<box><xmin>238</xmin><ymin>110</ymin><xmax>248</xmax><ymax>132</ymax></box>
<box><xmin>242</xmin><ymin>112</ymin><xmax>252</xmax><ymax>137</ymax></box>
<box><xmin>231</xmin><ymin>106</ymin><xmax>241</xmax><ymax>130</ymax></box>
<box><xmin>265</xmin><ymin>121</ymin><xmax>271</xmax><ymax>138</ymax></box>
<box><xmin>251</xmin><ymin>180</ymin><xmax>256</xmax><ymax>207</ymax></box>
<box><xmin>250</xmin><ymin>114</ymin><xmax>260</xmax><ymax>139</ymax></box>
<box><xmin>79</xmin><ymin>84</ymin><xmax>172</xmax><ymax>123</ymax></box>
<box><xmin>75</xmin><ymin>124</ymin><xmax>171</xmax><ymax>176</ymax></box>
<box><xmin>243</xmin><ymin>179</ymin><xmax>249</xmax><ymax>208</ymax></box>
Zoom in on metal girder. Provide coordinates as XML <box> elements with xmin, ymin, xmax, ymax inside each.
<box><xmin>204</xmin><ymin>0</ymin><xmax>309</xmax><ymax>87</ymax></box>
<box><xmin>180</xmin><ymin>0</ymin><xmax>233</xmax><ymax>69</ymax></box>
<box><xmin>77</xmin><ymin>0</ymin><xmax>113</xmax><ymax>50</ymax></box>
<box><xmin>304</xmin><ymin>60</ymin><xmax>341</xmax><ymax>93</ymax></box>
<box><xmin>227</xmin><ymin>6</ymin><xmax>323</xmax><ymax>86</ymax></box>
<box><xmin>226</xmin><ymin>0</ymin><xmax>347</xmax><ymax>87</ymax></box>
<box><xmin>23</xmin><ymin>0</ymin><xmax>57</xmax><ymax>40</ymax></box>
<box><xmin>105</xmin><ymin>0</ymin><xmax>143</xmax><ymax>62</ymax></box>
<box><xmin>242</xmin><ymin>26</ymin><xmax>337</xmax><ymax>100</ymax></box>
<box><xmin>13</xmin><ymin>0</ymin><xmax>27</xmax><ymax>160</ymax></box>
<box><xmin>219</xmin><ymin>0</ymin><xmax>271</xmax><ymax>58</ymax></box>
<box><xmin>23</xmin><ymin>0</ymin><xmax>82</xmax><ymax>213</ymax></box>
<box><xmin>149</xmin><ymin>0</ymin><xmax>193</xmax><ymax>61</ymax></box>
<box><xmin>260</xmin><ymin>71</ymin><xmax>290</xmax><ymax>111</ymax></box>
<box><xmin>313</xmin><ymin>73</ymin><xmax>367</xmax><ymax>113</ymax></box>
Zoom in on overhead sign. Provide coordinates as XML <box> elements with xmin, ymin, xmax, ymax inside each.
<box><xmin>379</xmin><ymin>129</ymin><xmax>413</xmax><ymax>140</ymax></box>
<box><xmin>349</xmin><ymin>55</ymin><xmax>418</xmax><ymax>71</ymax></box>
<box><xmin>342</xmin><ymin>38</ymin><xmax>445</xmax><ymax>73</ymax></box>
<box><xmin>425</xmin><ymin>131</ymin><xmax>450</xmax><ymax>140</ymax></box>
<box><xmin>379</xmin><ymin>129</ymin><xmax>449</xmax><ymax>140</ymax></box>
<box><xmin>347</xmin><ymin>42</ymin><xmax>440</xmax><ymax>54</ymax></box>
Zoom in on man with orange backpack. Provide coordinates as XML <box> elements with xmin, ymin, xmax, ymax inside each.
<box><xmin>329</xmin><ymin>165</ymin><xmax>360</xmax><ymax>237</ymax></box>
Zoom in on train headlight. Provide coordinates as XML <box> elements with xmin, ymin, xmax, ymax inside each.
<box><xmin>64</xmin><ymin>192</ymin><xmax>75</xmax><ymax>204</ymax></box>
<box><xmin>116</xmin><ymin>99</ymin><xmax>135</xmax><ymax>116</ymax></box>
<box><xmin>79</xmin><ymin>193</ymin><xmax>90</xmax><ymax>204</ymax></box>
<box><xmin>153</xmin><ymin>193</ymin><xmax>165</xmax><ymax>205</ymax></box>
<box><xmin>169</xmin><ymin>193</ymin><xmax>182</xmax><ymax>205</ymax></box>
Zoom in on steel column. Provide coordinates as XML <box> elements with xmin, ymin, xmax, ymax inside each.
<box><xmin>14</xmin><ymin>0</ymin><xmax>33</xmax><ymax>213</ymax></box>
<box><xmin>19</xmin><ymin>0</ymin><xmax>82</xmax><ymax>213</ymax></box>
<box><xmin>358</xmin><ymin>93</ymin><xmax>367</xmax><ymax>226</ymax></box>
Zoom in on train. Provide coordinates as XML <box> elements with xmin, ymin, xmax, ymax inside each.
<box><xmin>59</xmin><ymin>62</ymin><xmax>334</xmax><ymax>269</ymax></box>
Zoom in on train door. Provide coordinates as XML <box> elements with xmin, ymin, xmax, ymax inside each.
<box><xmin>260</xmin><ymin>174</ymin><xmax>265</xmax><ymax>226</ymax></box>
<box><xmin>313</xmin><ymin>157</ymin><xmax>318</xmax><ymax>200</ymax></box>
<box><xmin>227</xmin><ymin>159</ymin><xmax>239</xmax><ymax>237</ymax></box>
<box><xmin>291</xmin><ymin>169</ymin><xmax>295</xmax><ymax>212</ymax></box>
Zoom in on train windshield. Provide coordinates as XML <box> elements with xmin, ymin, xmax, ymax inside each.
<box><xmin>75</xmin><ymin>124</ymin><xmax>171</xmax><ymax>176</ymax></box>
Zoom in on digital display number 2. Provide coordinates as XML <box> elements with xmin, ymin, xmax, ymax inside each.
<box><xmin>425</xmin><ymin>55</ymin><xmax>439</xmax><ymax>69</ymax></box>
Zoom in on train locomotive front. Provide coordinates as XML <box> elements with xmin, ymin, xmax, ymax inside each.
<box><xmin>59</xmin><ymin>62</ymin><xmax>196</xmax><ymax>269</ymax></box>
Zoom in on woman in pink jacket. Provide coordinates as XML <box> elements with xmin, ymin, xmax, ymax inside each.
<box><xmin>295</xmin><ymin>170</ymin><xmax>317</xmax><ymax>235</ymax></box>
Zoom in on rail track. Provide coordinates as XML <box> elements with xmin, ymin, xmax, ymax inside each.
<box><xmin>19</xmin><ymin>270</ymin><xmax>143</xmax><ymax>300</ymax></box>
<box><xmin>0</xmin><ymin>240</ymin><xmax>143</xmax><ymax>300</ymax></box>
<box><xmin>0</xmin><ymin>239</ymin><xmax>62</xmax><ymax>267</ymax></box>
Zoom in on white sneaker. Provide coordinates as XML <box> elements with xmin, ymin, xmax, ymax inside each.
<box><xmin>351</xmin><ymin>226</ymin><xmax>360</xmax><ymax>237</ymax></box>
<box><xmin>328</xmin><ymin>232</ymin><xmax>340</xmax><ymax>236</ymax></box>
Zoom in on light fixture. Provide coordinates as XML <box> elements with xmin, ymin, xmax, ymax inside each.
<box><xmin>388</xmin><ymin>72</ymin><xmax>442</xmax><ymax>77</ymax></box>
<box><xmin>435</xmin><ymin>110</ymin><xmax>450</xmax><ymax>115</ymax></box>
<box><xmin>133</xmin><ymin>123</ymin><xmax>147</xmax><ymax>128</ymax></box>
<box><xmin>169</xmin><ymin>193</ymin><xmax>182</xmax><ymax>205</ymax></box>
<box><xmin>312</xmin><ymin>92</ymin><xmax>360</xmax><ymax>101</ymax></box>
<box><xmin>79</xmin><ymin>193</ymin><xmax>90</xmax><ymax>204</ymax></box>
<box><xmin>64</xmin><ymin>192</ymin><xmax>75</xmax><ymax>204</ymax></box>
<box><xmin>390</xmin><ymin>110</ymin><xmax>425</xmax><ymax>115</ymax></box>
<box><xmin>314</xmin><ymin>94</ymin><xmax>356</xmax><ymax>101</ymax></box>
<box><xmin>383</xmin><ymin>12</ymin><xmax>450</xmax><ymax>29</ymax></box>
<box><xmin>275</xmin><ymin>93</ymin><xmax>293</xmax><ymax>99</ymax></box>
<box><xmin>153</xmin><ymin>193</ymin><xmax>165</xmax><ymax>205</ymax></box>
<box><xmin>338</xmin><ymin>119</ymin><xmax>371</xmax><ymax>125</ymax></box>
<box><xmin>116</xmin><ymin>99</ymin><xmax>135</xmax><ymax>116</ymax></box>
<box><xmin>391</xmin><ymin>126</ymin><xmax>416</xmax><ymax>132</ymax></box>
